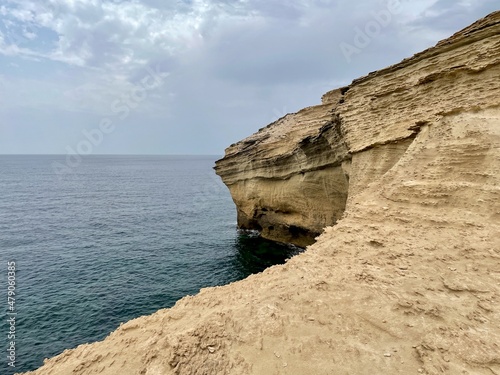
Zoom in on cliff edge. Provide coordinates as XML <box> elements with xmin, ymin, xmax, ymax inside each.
<box><xmin>24</xmin><ymin>12</ymin><xmax>500</xmax><ymax>375</ymax></box>
<box><xmin>214</xmin><ymin>11</ymin><xmax>500</xmax><ymax>247</ymax></box>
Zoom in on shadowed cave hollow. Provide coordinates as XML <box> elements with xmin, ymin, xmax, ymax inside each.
<box><xmin>235</xmin><ymin>165</ymin><xmax>351</xmax><ymax>248</ymax></box>
<box><xmin>232</xmin><ymin>134</ymin><xmax>421</xmax><ymax>248</ymax></box>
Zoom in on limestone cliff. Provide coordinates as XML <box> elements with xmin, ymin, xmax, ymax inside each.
<box><xmin>214</xmin><ymin>95</ymin><xmax>350</xmax><ymax>246</ymax></box>
<box><xmin>215</xmin><ymin>11</ymin><xmax>500</xmax><ymax>247</ymax></box>
<box><xmin>24</xmin><ymin>12</ymin><xmax>500</xmax><ymax>375</ymax></box>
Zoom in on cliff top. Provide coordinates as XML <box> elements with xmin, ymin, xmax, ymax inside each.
<box><xmin>218</xmin><ymin>10</ymin><xmax>500</xmax><ymax>166</ymax></box>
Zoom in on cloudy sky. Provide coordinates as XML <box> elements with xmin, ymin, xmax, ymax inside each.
<box><xmin>0</xmin><ymin>0</ymin><xmax>497</xmax><ymax>155</ymax></box>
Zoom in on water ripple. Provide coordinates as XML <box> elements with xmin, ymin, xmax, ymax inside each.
<box><xmin>0</xmin><ymin>155</ymin><xmax>299</xmax><ymax>373</ymax></box>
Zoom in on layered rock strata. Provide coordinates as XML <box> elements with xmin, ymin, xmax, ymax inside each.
<box><xmin>215</xmin><ymin>11</ymin><xmax>500</xmax><ymax>246</ymax></box>
<box><xmin>24</xmin><ymin>11</ymin><xmax>500</xmax><ymax>375</ymax></box>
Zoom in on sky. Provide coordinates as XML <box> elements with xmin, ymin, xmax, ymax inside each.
<box><xmin>0</xmin><ymin>0</ymin><xmax>498</xmax><ymax>155</ymax></box>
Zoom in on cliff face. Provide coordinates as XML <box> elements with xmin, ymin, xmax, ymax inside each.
<box><xmin>214</xmin><ymin>96</ymin><xmax>350</xmax><ymax>246</ymax></box>
<box><xmin>25</xmin><ymin>12</ymin><xmax>500</xmax><ymax>375</ymax></box>
<box><xmin>214</xmin><ymin>93</ymin><xmax>350</xmax><ymax>247</ymax></box>
<box><xmin>214</xmin><ymin>11</ymin><xmax>500</xmax><ymax>246</ymax></box>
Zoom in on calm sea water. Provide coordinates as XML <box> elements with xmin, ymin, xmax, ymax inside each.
<box><xmin>0</xmin><ymin>155</ymin><xmax>299</xmax><ymax>374</ymax></box>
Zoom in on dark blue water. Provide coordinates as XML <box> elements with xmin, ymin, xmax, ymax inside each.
<box><xmin>0</xmin><ymin>155</ymin><xmax>300</xmax><ymax>374</ymax></box>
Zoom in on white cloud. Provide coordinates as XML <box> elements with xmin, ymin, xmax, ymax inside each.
<box><xmin>1</xmin><ymin>0</ymin><xmax>203</xmax><ymax>69</ymax></box>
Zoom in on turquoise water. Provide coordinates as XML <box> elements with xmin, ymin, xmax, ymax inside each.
<box><xmin>0</xmin><ymin>155</ymin><xmax>300</xmax><ymax>373</ymax></box>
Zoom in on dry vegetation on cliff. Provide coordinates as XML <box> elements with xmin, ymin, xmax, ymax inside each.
<box><xmin>24</xmin><ymin>11</ymin><xmax>500</xmax><ymax>375</ymax></box>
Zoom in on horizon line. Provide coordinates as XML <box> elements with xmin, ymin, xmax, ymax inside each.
<box><xmin>0</xmin><ymin>153</ymin><xmax>224</xmax><ymax>156</ymax></box>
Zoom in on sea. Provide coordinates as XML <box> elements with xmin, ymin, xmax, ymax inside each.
<box><xmin>0</xmin><ymin>155</ymin><xmax>300</xmax><ymax>374</ymax></box>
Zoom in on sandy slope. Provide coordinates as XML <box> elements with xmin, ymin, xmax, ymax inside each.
<box><xmin>23</xmin><ymin>12</ymin><xmax>500</xmax><ymax>375</ymax></box>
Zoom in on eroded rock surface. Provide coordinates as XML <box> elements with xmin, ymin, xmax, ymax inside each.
<box><xmin>23</xmin><ymin>11</ymin><xmax>500</xmax><ymax>375</ymax></box>
<box><xmin>215</xmin><ymin>11</ymin><xmax>500</xmax><ymax>247</ymax></box>
<box><xmin>214</xmin><ymin>97</ymin><xmax>350</xmax><ymax>246</ymax></box>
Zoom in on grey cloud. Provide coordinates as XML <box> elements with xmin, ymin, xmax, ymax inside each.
<box><xmin>1</xmin><ymin>0</ymin><xmax>497</xmax><ymax>155</ymax></box>
<box><xmin>408</xmin><ymin>0</ymin><xmax>498</xmax><ymax>33</ymax></box>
